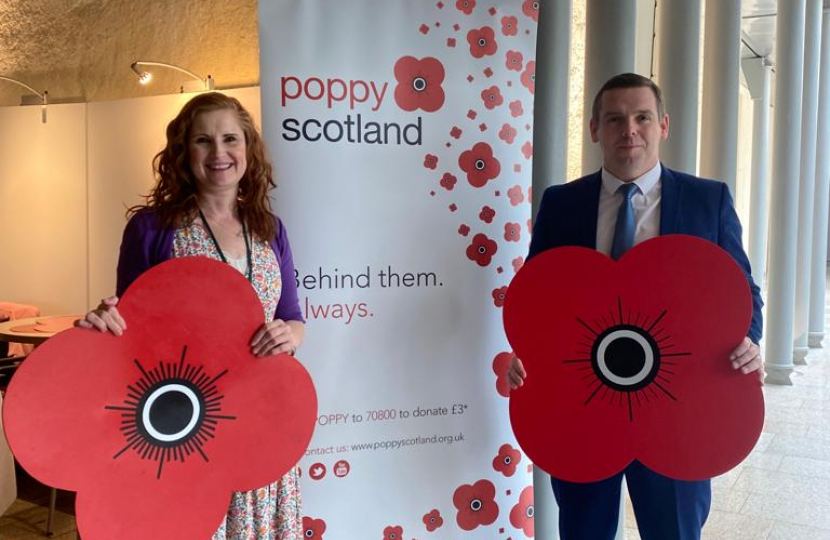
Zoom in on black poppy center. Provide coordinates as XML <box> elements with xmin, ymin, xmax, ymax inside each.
<box><xmin>470</xmin><ymin>498</ymin><xmax>482</xmax><ymax>511</ymax></box>
<box><xmin>478</xmin><ymin>38</ymin><xmax>487</xmax><ymax>47</ymax></box>
<box><xmin>475</xmin><ymin>158</ymin><xmax>486</xmax><ymax>170</ymax></box>
<box><xmin>412</xmin><ymin>76</ymin><xmax>427</xmax><ymax>92</ymax></box>
<box><xmin>504</xmin><ymin>456</ymin><xmax>512</xmax><ymax>464</ymax></box>
<box><xmin>530</xmin><ymin>74</ymin><xmax>536</xmax><ymax>82</ymax></box>
<box><xmin>533</xmin><ymin>2</ymin><xmax>539</xmax><ymax>9</ymax></box>
<box><xmin>139</xmin><ymin>381</ymin><xmax>204</xmax><ymax>444</ymax></box>
<box><xmin>591</xmin><ymin>325</ymin><xmax>660</xmax><ymax>392</ymax></box>
<box><xmin>527</xmin><ymin>505</ymin><xmax>535</xmax><ymax>518</ymax></box>
<box><xmin>305</xmin><ymin>530</ymin><xmax>314</xmax><ymax>538</ymax></box>
<box><xmin>149</xmin><ymin>388</ymin><xmax>194</xmax><ymax>435</ymax></box>
<box><xmin>478</xmin><ymin>246</ymin><xmax>487</xmax><ymax>254</ymax></box>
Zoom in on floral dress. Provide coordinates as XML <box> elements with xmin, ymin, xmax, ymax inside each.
<box><xmin>173</xmin><ymin>218</ymin><xmax>303</xmax><ymax>540</ymax></box>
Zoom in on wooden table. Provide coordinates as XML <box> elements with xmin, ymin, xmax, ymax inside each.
<box><xmin>0</xmin><ymin>315</ymin><xmax>81</xmax><ymax>346</ymax></box>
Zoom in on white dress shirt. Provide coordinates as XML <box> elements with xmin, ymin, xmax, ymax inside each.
<box><xmin>596</xmin><ymin>162</ymin><xmax>662</xmax><ymax>257</ymax></box>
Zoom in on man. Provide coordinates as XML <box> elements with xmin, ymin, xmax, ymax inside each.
<box><xmin>508</xmin><ymin>73</ymin><xmax>764</xmax><ymax>540</ymax></box>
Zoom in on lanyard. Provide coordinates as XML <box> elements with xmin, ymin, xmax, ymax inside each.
<box><xmin>198</xmin><ymin>208</ymin><xmax>253</xmax><ymax>283</ymax></box>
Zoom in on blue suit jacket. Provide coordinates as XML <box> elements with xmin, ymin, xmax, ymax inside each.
<box><xmin>528</xmin><ymin>166</ymin><xmax>763</xmax><ymax>343</ymax></box>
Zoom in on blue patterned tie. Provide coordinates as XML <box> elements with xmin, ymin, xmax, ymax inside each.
<box><xmin>611</xmin><ymin>183</ymin><xmax>638</xmax><ymax>260</ymax></box>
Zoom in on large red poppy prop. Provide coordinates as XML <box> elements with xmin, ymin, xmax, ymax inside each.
<box><xmin>503</xmin><ymin>235</ymin><xmax>763</xmax><ymax>482</ymax></box>
<box><xmin>2</xmin><ymin>257</ymin><xmax>317</xmax><ymax>540</ymax></box>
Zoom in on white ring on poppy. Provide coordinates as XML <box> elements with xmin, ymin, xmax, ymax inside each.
<box><xmin>596</xmin><ymin>329</ymin><xmax>653</xmax><ymax>386</ymax></box>
<box><xmin>142</xmin><ymin>384</ymin><xmax>201</xmax><ymax>442</ymax></box>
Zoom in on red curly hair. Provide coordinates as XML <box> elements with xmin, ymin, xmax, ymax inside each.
<box><xmin>129</xmin><ymin>92</ymin><xmax>278</xmax><ymax>241</ymax></box>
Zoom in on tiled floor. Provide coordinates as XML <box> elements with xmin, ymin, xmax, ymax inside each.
<box><xmin>623</xmin><ymin>335</ymin><xmax>830</xmax><ymax>539</ymax></box>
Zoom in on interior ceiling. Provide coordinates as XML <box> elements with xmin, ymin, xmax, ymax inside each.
<box><xmin>0</xmin><ymin>0</ymin><xmax>259</xmax><ymax>107</ymax></box>
<box><xmin>0</xmin><ymin>1</ymin><xmax>824</xmax><ymax>108</ymax></box>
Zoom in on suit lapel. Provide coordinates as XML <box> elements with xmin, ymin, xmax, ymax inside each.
<box><xmin>582</xmin><ymin>172</ymin><xmax>602</xmax><ymax>249</ymax></box>
<box><xmin>659</xmin><ymin>165</ymin><xmax>682</xmax><ymax>235</ymax></box>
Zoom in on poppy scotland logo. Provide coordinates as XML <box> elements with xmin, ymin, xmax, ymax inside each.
<box><xmin>503</xmin><ymin>235</ymin><xmax>764</xmax><ymax>482</ymax></box>
<box><xmin>509</xmin><ymin>486</ymin><xmax>534</xmax><ymax>537</ymax></box>
<box><xmin>394</xmin><ymin>56</ymin><xmax>446</xmax><ymax>113</ymax></box>
<box><xmin>467</xmin><ymin>26</ymin><xmax>498</xmax><ymax>58</ymax></box>
<box><xmin>422</xmin><ymin>509</ymin><xmax>444</xmax><ymax>532</ymax></box>
<box><xmin>466</xmin><ymin>233</ymin><xmax>498</xmax><ymax>267</ymax></box>
<box><xmin>459</xmin><ymin>142</ymin><xmax>501</xmax><ymax>187</ymax></box>
<box><xmin>453</xmin><ymin>479</ymin><xmax>500</xmax><ymax>530</ymax></box>
<box><xmin>2</xmin><ymin>257</ymin><xmax>317</xmax><ymax>540</ymax></box>
<box><xmin>383</xmin><ymin>525</ymin><xmax>404</xmax><ymax>540</ymax></box>
<box><xmin>493</xmin><ymin>443</ymin><xmax>522</xmax><ymax>476</ymax></box>
<box><xmin>302</xmin><ymin>516</ymin><xmax>327</xmax><ymax>539</ymax></box>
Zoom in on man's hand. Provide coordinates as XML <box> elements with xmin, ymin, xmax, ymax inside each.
<box><xmin>508</xmin><ymin>355</ymin><xmax>527</xmax><ymax>390</ymax></box>
<box><xmin>730</xmin><ymin>337</ymin><xmax>764</xmax><ymax>384</ymax></box>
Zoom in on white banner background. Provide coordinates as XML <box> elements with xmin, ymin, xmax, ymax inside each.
<box><xmin>259</xmin><ymin>1</ymin><xmax>538</xmax><ymax>537</ymax></box>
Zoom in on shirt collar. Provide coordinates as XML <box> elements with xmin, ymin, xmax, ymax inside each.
<box><xmin>601</xmin><ymin>162</ymin><xmax>662</xmax><ymax>196</ymax></box>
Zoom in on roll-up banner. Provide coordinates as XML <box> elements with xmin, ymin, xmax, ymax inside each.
<box><xmin>259</xmin><ymin>1</ymin><xmax>538</xmax><ymax>537</ymax></box>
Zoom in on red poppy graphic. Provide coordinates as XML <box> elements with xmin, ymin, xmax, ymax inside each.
<box><xmin>467</xmin><ymin>26</ymin><xmax>498</xmax><ymax>58</ymax></box>
<box><xmin>383</xmin><ymin>525</ymin><xmax>404</xmax><ymax>540</ymax></box>
<box><xmin>509</xmin><ymin>486</ymin><xmax>534</xmax><ymax>537</ymax></box>
<box><xmin>493</xmin><ymin>443</ymin><xmax>522</xmax><ymax>476</ymax></box>
<box><xmin>394</xmin><ymin>56</ymin><xmax>446</xmax><ymax>113</ymax></box>
<box><xmin>459</xmin><ymin>224</ymin><xmax>471</xmax><ymax>236</ymax></box>
<box><xmin>440</xmin><ymin>173</ymin><xmax>458</xmax><ymax>191</ymax></box>
<box><xmin>466</xmin><ymin>233</ymin><xmax>498</xmax><ymax>267</ymax></box>
<box><xmin>504</xmin><ymin>222</ymin><xmax>521</xmax><ymax>242</ymax></box>
<box><xmin>2</xmin><ymin>257</ymin><xmax>317</xmax><ymax>540</ymax></box>
<box><xmin>456</xmin><ymin>0</ymin><xmax>475</xmax><ymax>14</ymax></box>
<box><xmin>508</xmin><ymin>185</ymin><xmax>525</xmax><ymax>205</ymax></box>
<box><xmin>450</xmin><ymin>126</ymin><xmax>463</xmax><ymax>139</ymax></box>
<box><xmin>467</xmin><ymin>109</ymin><xmax>478</xmax><ymax>120</ymax></box>
<box><xmin>527</xmin><ymin>218</ymin><xmax>533</xmax><ymax>234</ymax></box>
<box><xmin>499</xmin><ymin>124</ymin><xmax>518</xmax><ymax>144</ymax></box>
<box><xmin>528</xmin><ymin>185</ymin><xmax>533</xmax><ymax>204</ymax></box>
<box><xmin>459</xmin><ymin>142</ymin><xmax>501</xmax><ymax>187</ymax></box>
<box><xmin>423</xmin><ymin>509</ymin><xmax>444</xmax><ymax>532</ymax></box>
<box><xmin>502</xmin><ymin>15</ymin><xmax>519</xmax><ymax>36</ymax></box>
<box><xmin>522</xmin><ymin>141</ymin><xmax>534</xmax><ymax>159</ymax></box>
<box><xmin>510</xmin><ymin>100</ymin><xmax>524</xmax><ymax>117</ymax></box>
<box><xmin>493</xmin><ymin>351</ymin><xmax>513</xmax><ymax>397</ymax></box>
<box><xmin>447</xmin><ymin>37</ymin><xmax>457</xmax><ymax>47</ymax></box>
<box><xmin>479</xmin><ymin>205</ymin><xmax>496</xmax><ymax>223</ymax></box>
<box><xmin>513</xmin><ymin>256</ymin><xmax>525</xmax><ymax>273</ymax></box>
<box><xmin>481</xmin><ymin>85</ymin><xmax>504</xmax><ymax>110</ymax></box>
<box><xmin>453</xmin><ymin>479</ymin><xmax>500</xmax><ymax>530</ymax></box>
<box><xmin>492</xmin><ymin>286</ymin><xmax>509</xmax><ymax>308</ymax></box>
<box><xmin>506</xmin><ymin>50</ymin><xmax>524</xmax><ymax>72</ymax></box>
<box><xmin>503</xmin><ymin>235</ymin><xmax>763</xmax><ymax>482</ymax></box>
<box><xmin>522</xmin><ymin>0</ymin><xmax>540</xmax><ymax>22</ymax></box>
<box><xmin>521</xmin><ymin>61</ymin><xmax>536</xmax><ymax>94</ymax></box>
<box><xmin>303</xmin><ymin>517</ymin><xmax>327</xmax><ymax>539</ymax></box>
<box><xmin>424</xmin><ymin>154</ymin><xmax>439</xmax><ymax>169</ymax></box>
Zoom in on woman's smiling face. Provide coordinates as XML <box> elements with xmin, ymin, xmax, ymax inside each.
<box><xmin>188</xmin><ymin>108</ymin><xmax>248</xmax><ymax>194</ymax></box>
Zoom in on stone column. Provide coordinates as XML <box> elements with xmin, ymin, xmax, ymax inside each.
<box><xmin>765</xmin><ymin>0</ymin><xmax>807</xmax><ymax>385</ymax></box>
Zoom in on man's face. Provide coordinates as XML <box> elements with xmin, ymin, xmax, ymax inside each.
<box><xmin>589</xmin><ymin>86</ymin><xmax>669</xmax><ymax>181</ymax></box>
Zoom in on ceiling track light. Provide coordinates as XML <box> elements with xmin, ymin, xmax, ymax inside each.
<box><xmin>0</xmin><ymin>76</ymin><xmax>49</xmax><ymax>123</ymax></box>
<box><xmin>130</xmin><ymin>61</ymin><xmax>215</xmax><ymax>92</ymax></box>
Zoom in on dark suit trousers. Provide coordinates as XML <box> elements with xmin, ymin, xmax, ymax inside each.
<box><xmin>551</xmin><ymin>460</ymin><xmax>711</xmax><ymax>540</ymax></box>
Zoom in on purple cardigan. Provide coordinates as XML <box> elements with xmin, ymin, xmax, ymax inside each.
<box><xmin>115</xmin><ymin>210</ymin><xmax>304</xmax><ymax>322</ymax></box>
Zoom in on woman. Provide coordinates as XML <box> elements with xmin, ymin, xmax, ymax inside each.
<box><xmin>78</xmin><ymin>92</ymin><xmax>305</xmax><ymax>540</ymax></box>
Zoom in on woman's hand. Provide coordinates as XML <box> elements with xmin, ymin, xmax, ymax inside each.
<box><xmin>250</xmin><ymin>319</ymin><xmax>303</xmax><ymax>357</ymax></box>
<box><xmin>74</xmin><ymin>296</ymin><xmax>127</xmax><ymax>336</ymax></box>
